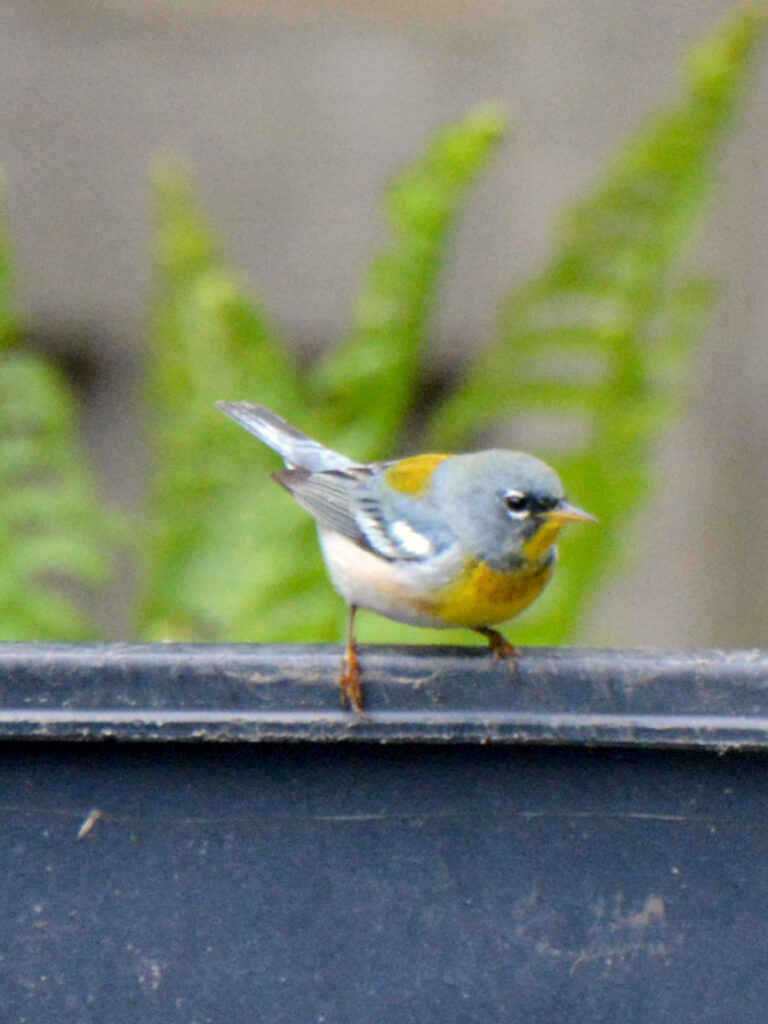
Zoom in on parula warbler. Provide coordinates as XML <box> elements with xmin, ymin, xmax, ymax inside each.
<box><xmin>218</xmin><ymin>402</ymin><xmax>595</xmax><ymax>712</ymax></box>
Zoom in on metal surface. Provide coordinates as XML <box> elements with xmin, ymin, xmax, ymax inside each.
<box><xmin>1</xmin><ymin>644</ymin><xmax>767</xmax><ymax>1021</ymax></box>
<box><xmin>1</xmin><ymin>740</ymin><xmax>767</xmax><ymax>1023</ymax></box>
<box><xmin>0</xmin><ymin>643</ymin><xmax>766</xmax><ymax>748</ymax></box>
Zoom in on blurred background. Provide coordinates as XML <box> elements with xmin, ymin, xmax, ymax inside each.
<box><xmin>1</xmin><ymin>0</ymin><xmax>766</xmax><ymax>647</ymax></box>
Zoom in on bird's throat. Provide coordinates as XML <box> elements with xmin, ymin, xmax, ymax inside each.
<box><xmin>523</xmin><ymin>520</ymin><xmax>564</xmax><ymax>562</ymax></box>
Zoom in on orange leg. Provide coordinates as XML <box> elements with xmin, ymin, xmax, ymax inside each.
<box><xmin>473</xmin><ymin>626</ymin><xmax>519</xmax><ymax>673</ymax></box>
<box><xmin>340</xmin><ymin>604</ymin><xmax>365</xmax><ymax>714</ymax></box>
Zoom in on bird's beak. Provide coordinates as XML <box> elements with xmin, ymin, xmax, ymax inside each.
<box><xmin>545</xmin><ymin>501</ymin><xmax>598</xmax><ymax>525</ymax></box>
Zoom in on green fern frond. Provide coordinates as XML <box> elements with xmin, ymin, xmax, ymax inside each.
<box><xmin>0</xmin><ymin>176</ymin><xmax>115</xmax><ymax>639</ymax></box>
<box><xmin>427</xmin><ymin>9</ymin><xmax>765</xmax><ymax>644</ymax></box>
<box><xmin>141</xmin><ymin>159</ymin><xmax>334</xmax><ymax>641</ymax></box>
<box><xmin>0</xmin><ymin>353</ymin><xmax>114</xmax><ymax>639</ymax></box>
<box><xmin>311</xmin><ymin>103</ymin><xmax>508</xmax><ymax>459</ymax></box>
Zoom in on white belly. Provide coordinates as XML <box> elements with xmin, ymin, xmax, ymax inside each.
<box><xmin>318</xmin><ymin>529</ymin><xmax>462</xmax><ymax>629</ymax></box>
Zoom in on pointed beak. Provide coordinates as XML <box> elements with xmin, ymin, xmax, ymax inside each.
<box><xmin>545</xmin><ymin>500</ymin><xmax>598</xmax><ymax>525</ymax></box>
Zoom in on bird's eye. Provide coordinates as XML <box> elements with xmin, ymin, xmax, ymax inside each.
<box><xmin>504</xmin><ymin>490</ymin><xmax>529</xmax><ymax>517</ymax></box>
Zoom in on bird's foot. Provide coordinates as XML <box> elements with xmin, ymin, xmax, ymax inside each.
<box><xmin>474</xmin><ymin>627</ymin><xmax>519</xmax><ymax>676</ymax></box>
<box><xmin>340</xmin><ymin>640</ymin><xmax>365</xmax><ymax>715</ymax></box>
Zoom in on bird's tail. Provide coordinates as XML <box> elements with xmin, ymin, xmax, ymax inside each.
<box><xmin>217</xmin><ymin>402</ymin><xmax>353</xmax><ymax>472</ymax></box>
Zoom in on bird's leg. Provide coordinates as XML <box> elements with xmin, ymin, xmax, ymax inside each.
<box><xmin>474</xmin><ymin>626</ymin><xmax>519</xmax><ymax>673</ymax></box>
<box><xmin>340</xmin><ymin>604</ymin><xmax>365</xmax><ymax>714</ymax></box>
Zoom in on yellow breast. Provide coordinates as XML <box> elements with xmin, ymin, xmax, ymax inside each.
<box><xmin>418</xmin><ymin>557</ymin><xmax>555</xmax><ymax>628</ymax></box>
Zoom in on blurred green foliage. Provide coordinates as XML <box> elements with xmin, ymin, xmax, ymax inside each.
<box><xmin>310</xmin><ymin>102</ymin><xmax>509</xmax><ymax>458</ymax></box>
<box><xmin>0</xmin><ymin>178</ymin><xmax>116</xmax><ymax>639</ymax></box>
<box><xmin>0</xmin><ymin>10</ymin><xmax>764</xmax><ymax>643</ymax></box>
<box><xmin>429</xmin><ymin>9</ymin><xmax>766</xmax><ymax>644</ymax></box>
<box><xmin>140</xmin><ymin>160</ymin><xmax>312</xmax><ymax>640</ymax></box>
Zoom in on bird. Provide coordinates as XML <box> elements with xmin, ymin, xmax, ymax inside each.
<box><xmin>217</xmin><ymin>402</ymin><xmax>596</xmax><ymax>713</ymax></box>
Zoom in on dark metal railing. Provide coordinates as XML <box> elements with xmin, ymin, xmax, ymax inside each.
<box><xmin>0</xmin><ymin>642</ymin><xmax>766</xmax><ymax>748</ymax></box>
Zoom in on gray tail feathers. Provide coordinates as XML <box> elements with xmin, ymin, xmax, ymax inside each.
<box><xmin>216</xmin><ymin>402</ymin><xmax>353</xmax><ymax>472</ymax></box>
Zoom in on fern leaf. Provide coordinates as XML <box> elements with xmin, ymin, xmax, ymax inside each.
<box><xmin>427</xmin><ymin>9</ymin><xmax>765</xmax><ymax>644</ymax></box>
<box><xmin>0</xmin><ymin>175</ymin><xmax>115</xmax><ymax>639</ymax></box>
<box><xmin>0</xmin><ymin>353</ymin><xmax>114</xmax><ymax>639</ymax></box>
<box><xmin>141</xmin><ymin>160</ymin><xmax>335</xmax><ymax>641</ymax></box>
<box><xmin>311</xmin><ymin>103</ymin><xmax>508</xmax><ymax>459</ymax></box>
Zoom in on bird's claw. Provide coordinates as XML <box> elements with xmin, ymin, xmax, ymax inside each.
<box><xmin>475</xmin><ymin>626</ymin><xmax>520</xmax><ymax>678</ymax></box>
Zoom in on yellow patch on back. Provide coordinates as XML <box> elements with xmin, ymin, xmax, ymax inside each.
<box><xmin>523</xmin><ymin>519</ymin><xmax>565</xmax><ymax>561</ymax></box>
<box><xmin>384</xmin><ymin>454</ymin><xmax>452</xmax><ymax>497</ymax></box>
<box><xmin>420</xmin><ymin>558</ymin><xmax>555</xmax><ymax>628</ymax></box>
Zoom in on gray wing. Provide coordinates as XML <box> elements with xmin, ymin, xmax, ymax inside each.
<box><xmin>274</xmin><ymin>464</ymin><xmax>455</xmax><ymax>562</ymax></box>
